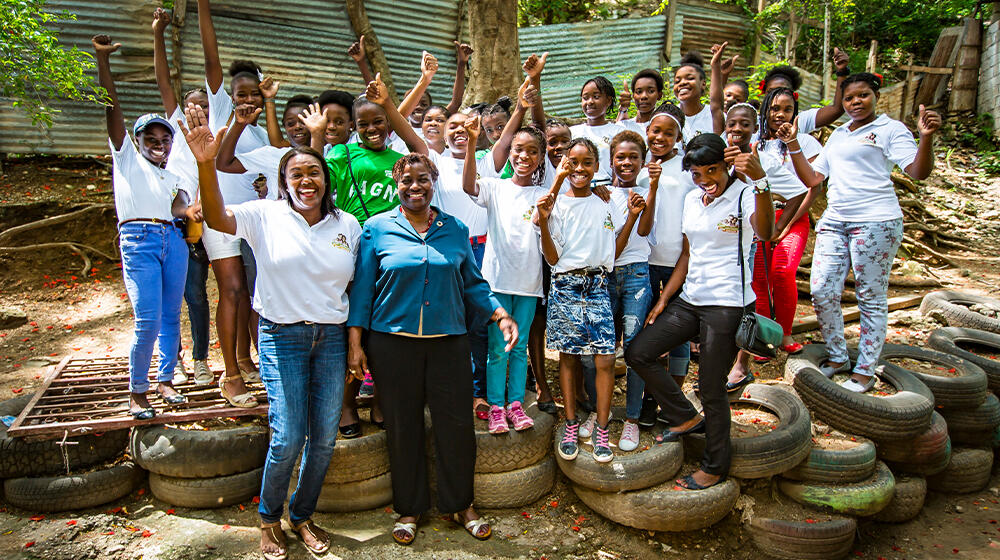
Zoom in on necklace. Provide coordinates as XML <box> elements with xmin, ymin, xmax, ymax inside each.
<box><xmin>402</xmin><ymin>207</ymin><xmax>435</xmax><ymax>233</ymax></box>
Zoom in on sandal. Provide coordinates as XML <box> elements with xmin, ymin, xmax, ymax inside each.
<box><xmin>291</xmin><ymin>519</ymin><xmax>330</xmax><ymax>555</ymax></box>
<box><xmin>451</xmin><ymin>512</ymin><xmax>491</xmax><ymax>541</ymax></box>
<box><xmin>675</xmin><ymin>473</ymin><xmax>726</xmax><ymax>490</ymax></box>
<box><xmin>219</xmin><ymin>375</ymin><xmax>258</xmax><ymax>408</ymax></box>
<box><xmin>260</xmin><ymin>521</ymin><xmax>287</xmax><ymax>560</ymax></box>
<box><xmin>130</xmin><ymin>407</ymin><xmax>155</xmax><ymax>420</ymax></box>
<box><xmin>392</xmin><ymin>520</ymin><xmax>417</xmax><ymax>546</ymax></box>
<box><xmin>536</xmin><ymin>399</ymin><xmax>558</xmax><ymax>415</ymax></box>
<box><xmin>238</xmin><ymin>358</ymin><xmax>261</xmax><ymax>383</ymax></box>
<box><xmin>338</xmin><ymin>423</ymin><xmax>361</xmax><ymax>439</ymax></box>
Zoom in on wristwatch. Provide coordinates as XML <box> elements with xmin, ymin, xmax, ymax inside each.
<box><xmin>751</xmin><ymin>177</ymin><xmax>770</xmax><ymax>194</ymax></box>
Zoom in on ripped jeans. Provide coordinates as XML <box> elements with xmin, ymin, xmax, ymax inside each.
<box><xmin>582</xmin><ymin>262</ymin><xmax>652</xmax><ymax>419</ymax></box>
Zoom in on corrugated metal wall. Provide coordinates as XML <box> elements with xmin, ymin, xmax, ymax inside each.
<box><xmin>671</xmin><ymin>0</ymin><xmax>749</xmax><ymax>77</ymax></box>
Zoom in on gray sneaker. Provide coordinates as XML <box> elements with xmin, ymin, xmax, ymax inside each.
<box><xmin>172</xmin><ymin>359</ymin><xmax>188</xmax><ymax>384</ymax></box>
<box><xmin>193</xmin><ymin>359</ymin><xmax>214</xmax><ymax>386</ymax></box>
<box><xmin>820</xmin><ymin>360</ymin><xmax>851</xmax><ymax>379</ymax></box>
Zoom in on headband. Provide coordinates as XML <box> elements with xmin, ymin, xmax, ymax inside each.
<box><xmin>650</xmin><ymin>111</ymin><xmax>682</xmax><ymax>131</ymax></box>
<box><xmin>725</xmin><ymin>102</ymin><xmax>758</xmax><ymax>120</ymax></box>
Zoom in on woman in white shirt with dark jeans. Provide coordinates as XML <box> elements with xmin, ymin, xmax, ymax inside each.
<box><xmin>777</xmin><ymin>73</ymin><xmax>941</xmax><ymax>393</ymax></box>
<box><xmin>625</xmin><ymin>134</ymin><xmax>774</xmax><ymax>490</ymax></box>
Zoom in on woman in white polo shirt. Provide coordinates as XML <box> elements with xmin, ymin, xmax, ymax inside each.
<box><xmin>181</xmin><ymin>105</ymin><xmax>361</xmax><ymax>560</ymax></box>
<box><xmin>777</xmin><ymin>72</ymin><xmax>941</xmax><ymax>393</ymax></box>
<box><xmin>625</xmin><ymin>133</ymin><xmax>774</xmax><ymax>490</ymax></box>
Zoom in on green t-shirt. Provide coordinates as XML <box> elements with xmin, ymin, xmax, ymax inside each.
<box><xmin>327</xmin><ymin>143</ymin><xmax>404</xmax><ymax>226</ymax></box>
<box><xmin>475</xmin><ymin>149</ymin><xmax>514</xmax><ymax>179</ymax></box>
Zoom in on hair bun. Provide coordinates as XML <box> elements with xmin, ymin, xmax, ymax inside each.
<box><xmin>680</xmin><ymin>51</ymin><xmax>704</xmax><ymax>68</ymax></box>
<box><xmin>495</xmin><ymin>96</ymin><xmax>513</xmax><ymax>113</ymax></box>
<box><xmin>228</xmin><ymin>59</ymin><xmax>261</xmax><ymax>78</ymax></box>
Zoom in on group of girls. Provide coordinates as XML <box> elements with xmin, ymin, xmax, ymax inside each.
<box><xmin>101</xmin><ymin>2</ymin><xmax>942</xmax><ymax>556</ymax></box>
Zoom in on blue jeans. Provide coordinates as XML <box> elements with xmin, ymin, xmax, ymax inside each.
<box><xmin>182</xmin><ymin>244</ymin><xmax>210</xmax><ymax>361</ymax></box>
<box><xmin>257</xmin><ymin>319</ymin><xmax>346</xmax><ymax>524</ymax></box>
<box><xmin>487</xmin><ymin>293</ymin><xmax>538</xmax><ymax>407</ymax></box>
<box><xmin>120</xmin><ymin>222</ymin><xmax>187</xmax><ymax>393</ymax></box>
<box><xmin>470</xmin><ymin>237</ymin><xmax>488</xmax><ymax>399</ymax></box>
<box><xmin>648</xmin><ymin>264</ymin><xmax>691</xmax><ymax>376</ymax></box>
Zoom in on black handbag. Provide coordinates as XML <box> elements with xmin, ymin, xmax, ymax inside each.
<box><xmin>734</xmin><ymin>188</ymin><xmax>784</xmax><ymax>358</ymax></box>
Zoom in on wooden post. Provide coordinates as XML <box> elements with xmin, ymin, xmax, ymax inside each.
<box><xmin>464</xmin><ymin>0</ymin><xmax>521</xmax><ymax>105</ymax></box>
<box><xmin>950</xmin><ymin>16</ymin><xmax>982</xmax><ymax>112</ymax></box>
<box><xmin>345</xmin><ymin>0</ymin><xmax>398</xmax><ymax>104</ymax></box>
<box><xmin>752</xmin><ymin>0</ymin><xmax>767</xmax><ymax>66</ymax></box>
<box><xmin>169</xmin><ymin>0</ymin><xmax>188</xmax><ymax>105</ymax></box>
<box><xmin>821</xmin><ymin>1</ymin><xmax>830</xmax><ymax>100</ymax></box>
<box><xmin>663</xmin><ymin>0</ymin><xmax>679</xmax><ymax>66</ymax></box>
<box><xmin>901</xmin><ymin>54</ymin><xmax>914</xmax><ymax>120</ymax></box>
<box><xmin>866</xmin><ymin>39</ymin><xmax>878</xmax><ymax>72</ymax></box>
<box><xmin>785</xmin><ymin>11</ymin><xmax>798</xmax><ymax>65</ymax></box>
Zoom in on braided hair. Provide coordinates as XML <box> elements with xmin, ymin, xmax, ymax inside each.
<box><xmin>757</xmin><ymin>87</ymin><xmax>798</xmax><ymax>159</ymax></box>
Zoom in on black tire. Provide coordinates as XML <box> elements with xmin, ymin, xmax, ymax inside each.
<box><xmin>788</xmin><ymin>345</ymin><xmax>934</xmax><ymax>440</ymax></box>
<box><xmin>878</xmin><ymin>344</ymin><xmax>988</xmax><ymax>410</ymax></box>
<box><xmin>683</xmin><ymin>384</ymin><xmax>813</xmax><ymax>479</ymax></box>
<box><xmin>554</xmin><ymin>423</ymin><xmax>682</xmax><ymax>492</ymax></box>
<box><xmin>311</xmin><ymin>472</ymin><xmax>393</xmax><ymax>513</ymax></box>
<box><xmin>940</xmin><ymin>393</ymin><xmax>1000</xmax><ymax>446</ymax></box>
<box><xmin>875</xmin><ymin>411</ymin><xmax>951</xmax><ymax>476</ymax></box>
<box><xmin>149</xmin><ymin>467</ymin><xmax>262</xmax><ymax>509</ymax></box>
<box><xmin>749</xmin><ymin>515</ymin><xmax>857</xmax><ymax>560</ymax></box>
<box><xmin>871</xmin><ymin>475</ymin><xmax>926</xmax><ymax>523</ymax></box>
<box><xmin>475</xmin><ymin>457</ymin><xmax>555</xmax><ymax>509</ymax></box>
<box><xmin>927</xmin><ymin>447</ymin><xmax>994</xmax><ymax>494</ymax></box>
<box><xmin>928</xmin><ymin>327</ymin><xmax>1000</xmax><ymax>392</ymax></box>
<box><xmin>573</xmin><ymin>477</ymin><xmax>740</xmax><ymax>532</ymax></box>
<box><xmin>3</xmin><ymin>461</ymin><xmax>145</xmax><ymax>513</ymax></box>
<box><xmin>326</xmin><ymin>426</ymin><xmax>389</xmax><ymax>483</ymax></box>
<box><xmin>475</xmin><ymin>403</ymin><xmax>555</xmax><ymax>474</ymax></box>
<box><xmin>778</xmin><ymin>461</ymin><xmax>896</xmax><ymax>516</ymax></box>
<box><xmin>130</xmin><ymin>424</ymin><xmax>268</xmax><ymax>478</ymax></box>
<box><xmin>0</xmin><ymin>396</ymin><xmax>128</xmax><ymax>478</ymax></box>
<box><xmin>920</xmin><ymin>290</ymin><xmax>1000</xmax><ymax>334</ymax></box>
<box><xmin>784</xmin><ymin>435</ymin><xmax>877</xmax><ymax>484</ymax></box>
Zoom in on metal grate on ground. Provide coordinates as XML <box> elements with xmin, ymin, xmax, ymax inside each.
<box><xmin>6</xmin><ymin>356</ymin><xmax>268</xmax><ymax>440</ymax></box>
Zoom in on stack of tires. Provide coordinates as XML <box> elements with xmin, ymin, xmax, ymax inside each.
<box><xmin>300</xmin><ymin>422</ymin><xmax>393</xmax><ymax>512</ymax></box>
<box><xmin>131</xmin><ymin>423</ymin><xmax>267</xmax><ymax>508</ymax></box>
<box><xmin>1</xmin><ymin>395</ymin><xmax>139</xmax><ymax>512</ymax></box>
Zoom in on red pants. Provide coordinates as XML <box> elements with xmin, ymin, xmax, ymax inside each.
<box><xmin>752</xmin><ymin>209</ymin><xmax>809</xmax><ymax>336</ymax></box>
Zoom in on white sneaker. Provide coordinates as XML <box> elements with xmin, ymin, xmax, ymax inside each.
<box><xmin>841</xmin><ymin>375</ymin><xmax>876</xmax><ymax>393</ymax></box>
<box><xmin>172</xmin><ymin>359</ymin><xmax>188</xmax><ymax>384</ymax></box>
<box><xmin>193</xmin><ymin>360</ymin><xmax>214</xmax><ymax>386</ymax></box>
<box><xmin>619</xmin><ymin>421</ymin><xmax>640</xmax><ymax>452</ymax></box>
<box><xmin>578</xmin><ymin>412</ymin><xmax>597</xmax><ymax>439</ymax></box>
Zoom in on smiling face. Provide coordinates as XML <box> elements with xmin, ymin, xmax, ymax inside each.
<box><xmin>842</xmin><ymin>81</ymin><xmax>878</xmax><ymax>124</ymax></box>
<box><xmin>282</xmin><ymin>106</ymin><xmax>309</xmax><ymax>148</ymax></box>
<box><xmin>409</xmin><ymin>92</ymin><xmax>431</xmax><ymax>127</ymax></box>
<box><xmin>354</xmin><ymin>103</ymin><xmax>389</xmax><ymax>150</ymax></box>
<box><xmin>632</xmin><ymin>77</ymin><xmax>662</xmax><ymax>116</ymax></box>
<box><xmin>282</xmin><ymin>153</ymin><xmax>326</xmax><ymax>213</ymax></box>
<box><xmin>647</xmin><ymin>115</ymin><xmax>680</xmax><ymax>159</ymax></box>
<box><xmin>322</xmin><ymin>103</ymin><xmax>352</xmax><ymax>147</ymax></box>
<box><xmin>482</xmin><ymin>112</ymin><xmax>509</xmax><ymax>145</ymax></box>
<box><xmin>723</xmin><ymin>83</ymin><xmax>747</xmax><ymax>112</ymax></box>
<box><xmin>445</xmin><ymin>113</ymin><xmax>470</xmax><ymax>155</ymax></box>
<box><xmin>421</xmin><ymin>107</ymin><xmax>448</xmax><ymax>142</ymax></box>
<box><xmin>766</xmin><ymin>93</ymin><xmax>796</xmax><ymax>136</ymax></box>
<box><xmin>612</xmin><ymin>141</ymin><xmax>643</xmax><ymax>184</ymax></box>
<box><xmin>231</xmin><ymin>76</ymin><xmax>264</xmax><ymax>118</ymax></box>
<box><xmin>673</xmin><ymin>66</ymin><xmax>703</xmax><ymax>103</ymax></box>
<box><xmin>565</xmin><ymin>143</ymin><xmax>598</xmax><ymax>190</ymax></box>
<box><xmin>396</xmin><ymin>161</ymin><xmax>435</xmax><ymax>213</ymax></box>
<box><xmin>580</xmin><ymin>81</ymin><xmax>612</xmax><ymax>121</ymax></box>
<box><xmin>689</xmin><ymin>161</ymin><xmax>730</xmax><ymax>199</ymax></box>
<box><xmin>509</xmin><ymin>131</ymin><xmax>543</xmax><ymax>179</ymax></box>
<box><xmin>546</xmin><ymin>125</ymin><xmax>571</xmax><ymax>167</ymax></box>
<box><xmin>725</xmin><ymin>108</ymin><xmax>757</xmax><ymax>149</ymax></box>
<box><xmin>138</xmin><ymin>123</ymin><xmax>173</xmax><ymax>166</ymax></box>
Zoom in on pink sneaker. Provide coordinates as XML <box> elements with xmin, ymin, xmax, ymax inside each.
<box><xmin>488</xmin><ymin>405</ymin><xmax>509</xmax><ymax>434</ymax></box>
<box><xmin>506</xmin><ymin>401</ymin><xmax>535</xmax><ymax>431</ymax></box>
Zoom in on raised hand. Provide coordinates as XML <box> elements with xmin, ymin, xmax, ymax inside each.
<box><xmin>91</xmin><ymin>34</ymin><xmax>121</xmax><ymax>56</ymax></box>
<box><xmin>555</xmin><ymin>155</ymin><xmax>571</xmax><ymax>181</ymax></box>
<box><xmin>724</xmin><ymin>134</ymin><xmax>743</xmax><ymax>165</ymax></box>
<box><xmin>710</xmin><ymin>42</ymin><xmax>729</xmax><ymax>69</ymax></box>
<box><xmin>297</xmin><ymin>102</ymin><xmax>328</xmax><ymax>136</ymax></box>
<box><xmin>455</xmin><ymin>41</ymin><xmax>473</xmax><ymax>64</ymax></box>
<box><xmin>517</xmin><ymin>76</ymin><xmax>538</xmax><ymax>108</ymax></box>
<box><xmin>733</xmin><ymin>143</ymin><xmax>765</xmax><ymax>181</ymax></box>
<box><xmin>179</xmin><ymin>103</ymin><xmax>227</xmax><ymax>163</ymax></box>
<box><xmin>619</xmin><ymin>78</ymin><xmax>632</xmax><ymax>113</ymax></box>
<box><xmin>535</xmin><ymin>193</ymin><xmax>555</xmax><ymax>219</ymax></box>
<box><xmin>522</xmin><ymin>52</ymin><xmax>548</xmax><ymax>80</ymax></box>
<box><xmin>366</xmin><ymin>73</ymin><xmax>389</xmax><ymax>105</ymax></box>
<box><xmin>348</xmin><ymin>35</ymin><xmax>366</xmax><ymax>62</ymax></box>
<box><xmin>647</xmin><ymin>160</ymin><xmax>662</xmax><ymax>184</ymax></box>
<box><xmin>720</xmin><ymin>52</ymin><xmax>739</xmax><ymax>78</ymax></box>
<box><xmin>916</xmin><ymin>104</ymin><xmax>941</xmax><ymax>137</ymax></box>
<box><xmin>775</xmin><ymin>117</ymin><xmax>799</xmax><ymax>144</ymax></box>
<box><xmin>152</xmin><ymin>7</ymin><xmax>170</xmax><ymax>33</ymax></box>
<box><xmin>259</xmin><ymin>76</ymin><xmax>279</xmax><ymax>99</ymax></box>
<box><xmin>463</xmin><ymin>114</ymin><xmax>481</xmax><ymax>144</ymax></box>
<box><xmin>234</xmin><ymin>103</ymin><xmax>261</xmax><ymax>125</ymax></box>
<box><xmin>627</xmin><ymin>190</ymin><xmax>646</xmax><ymax>216</ymax></box>
<box><xmin>833</xmin><ymin>47</ymin><xmax>849</xmax><ymax>73</ymax></box>
<box><xmin>421</xmin><ymin>51</ymin><xmax>439</xmax><ymax>79</ymax></box>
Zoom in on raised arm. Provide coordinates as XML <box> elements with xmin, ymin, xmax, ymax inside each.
<box><xmin>368</xmin><ymin>73</ymin><xmax>428</xmax><ymax>155</ymax></box>
<box><xmin>151</xmin><ymin>8</ymin><xmax>177</xmax><ymax>116</ymax></box>
<box><xmin>398</xmin><ymin>51</ymin><xmax>438</xmax><ymax>119</ymax></box>
<box><xmin>708</xmin><ymin>42</ymin><xmax>733</xmax><ymax>135</ymax></box>
<box><xmin>732</xmin><ymin>145</ymin><xmax>775</xmax><ymax>240</ymax></box>
<box><xmin>448</xmin><ymin>42</ymin><xmax>473</xmax><ymax>114</ymax></box>
<box><xmin>776</xmin><ymin>120</ymin><xmax>826</xmax><ymax>188</ymax></box>
<box><xmin>197</xmin><ymin>0</ymin><xmax>224</xmax><ymax>93</ymax></box>
<box><xmin>491</xmin><ymin>77</ymin><xmax>534</xmax><ymax>173</ymax></box>
<box><xmin>180</xmin><ymin>104</ymin><xmax>237</xmax><ymax>234</ymax></box>
<box><xmin>522</xmin><ymin>52</ymin><xmax>548</xmax><ymax>129</ymax></box>
<box><xmin>637</xmin><ymin>161</ymin><xmax>659</xmax><ymax>236</ymax></box>
<box><xmin>216</xmin><ymin>104</ymin><xmax>261</xmax><ymax>174</ymax></box>
<box><xmin>348</xmin><ymin>35</ymin><xmax>375</xmax><ymax>86</ymax></box>
<box><xmin>92</xmin><ymin>35</ymin><xmax>126</xmax><ymax>149</ymax></box>
<box><xmin>904</xmin><ymin>105</ymin><xmax>941</xmax><ymax>180</ymax></box>
<box><xmin>297</xmin><ymin>102</ymin><xmax>329</xmax><ymax>153</ymax></box>
<box><xmin>616</xmin><ymin>77</ymin><xmax>632</xmax><ymax>124</ymax></box>
<box><xmin>814</xmin><ymin>47</ymin><xmax>849</xmax><ymax>129</ymax></box>
<box><xmin>257</xmin><ymin>77</ymin><xmax>287</xmax><ymax>147</ymax></box>
<box><xmin>535</xmin><ymin>192</ymin><xmax>559</xmax><ymax>266</ymax></box>
<box><xmin>463</xmin><ymin>115</ymin><xmax>483</xmax><ymax>197</ymax></box>
<box><xmin>615</xmin><ymin>191</ymin><xmax>645</xmax><ymax>259</ymax></box>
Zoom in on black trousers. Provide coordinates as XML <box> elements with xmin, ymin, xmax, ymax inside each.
<box><xmin>368</xmin><ymin>331</ymin><xmax>476</xmax><ymax>516</ymax></box>
<box><xmin>625</xmin><ymin>298</ymin><xmax>747</xmax><ymax>476</ymax></box>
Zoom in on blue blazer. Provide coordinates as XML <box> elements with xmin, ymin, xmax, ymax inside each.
<box><xmin>347</xmin><ymin>207</ymin><xmax>501</xmax><ymax>336</ymax></box>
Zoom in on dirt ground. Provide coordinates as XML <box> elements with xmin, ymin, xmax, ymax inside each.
<box><xmin>3</xmin><ymin>150</ymin><xmax>1000</xmax><ymax>559</ymax></box>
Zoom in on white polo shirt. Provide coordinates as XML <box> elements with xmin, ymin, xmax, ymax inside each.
<box><xmin>570</xmin><ymin>122</ymin><xmax>626</xmax><ymax>182</ymax></box>
<box><xmin>207</xmin><ymin>82</ymin><xmax>274</xmax><ymax>205</ymax></box>
<box><xmin>110</xmin><ymin>138</ymin><xmax>189</xmax><ymax>226</ymax></box>
<box><xmin>680</xmin><ymin>181</ymin><xmax>757</xmax><ymax>307</ymax></box>
<box><xmin>683</xmin><ymin>104</ymin><xmax>715</xmax><ymax>143</ymax></box>
<box><xmin>546</xmin><ymin>193</ymin><xmax>616</xmax><ymax>274</ymax></box>
<box><xmin>620</xmin><ymin>118</ymin><xmax>649</xmax><ymax>136</ymax></box>
<box><xmin>478</xmin><ymin>150</ymin><xmax>558</xmax><ymax>191</ymax></box>
<box><xmin>231</xmin><ymin>200</ymin><xmax>360</xmax><ymax>324</ymax></box>
<box><xmin>797</xmin><ymin>108</ymin><xmax>818</xmax><ymax>135</ymax></box>
<box><xmin>757</xmin><ymin>149</ymin><xmax>808</xmax><ymax>200</ymax></box>
<box><xmin>609</xmin><ymin>177</ymin><xmax>651</xmax><ymax>267</ymax></box>
<box><xmin>166</xmin><ymin>106</ymin><xmax>200</xmax><ymax>199</ymax></box>
<box><xmin>648</xmin><ymin>155</ymin><xmax>697</xmax><ymax>267</ymax></box>
<box><xmin>473</xmin><ymin>178</ymin><xmax>544</xmax><ymax>297</ymax></box>
<box><xmin>428</xmin><ymin>150</ymin><xmax>487</xmax><ymax>237</ymax></box>
<box><xmin>812</xmin><ymin>114</ymin><xmax>918</xmax><ymax>222</ymax></box>
<box><xmin>237</xmin><ymin>145</ymin><xmax>293</xmax><ymax>196</ymax></box>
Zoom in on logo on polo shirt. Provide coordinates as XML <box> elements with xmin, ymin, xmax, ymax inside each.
<box><xmin>331</xmin><ymin>233</ymin><xmax>350</xmax><ymax>251</ymax></box>
<box><xmin>603</xmin><ymin>214</ymin><xmax>614</xmax><ymax>231</ymax></box>
<box><xmin>859</xmin><ymin>132</ymin><xmax>878</xmax><ymax>146</ymax></box>
<box><xmin>522</xmin><ymin>205</ymin><xmax>534</xmax><ymax>221</ymax></box>
<box><xmin>717</xmin><ymin>214</ymin><xmax>739</xmax><ymax>233</ymax></box>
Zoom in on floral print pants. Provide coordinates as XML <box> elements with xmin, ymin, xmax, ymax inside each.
<box><xmin>810</xmin><ymin>218</ymin><xmax>903</xmax><ymax>376</ymax></box>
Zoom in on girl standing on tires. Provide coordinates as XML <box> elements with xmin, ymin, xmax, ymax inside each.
<box><xmin>625</xmin><ymin>133</ymin><xmax>774</xmax><ymax>489</ymax></box>
<box><xmin>777</xmin><ymin>73</ymin><xmax>941</xmax><ymax>392</ymax></box>
<box><xmin>181</xmin><ymin>105</ymin><xmax>360</xmax><ymax>560</ymax></box>
<box><xmin>93</xmin><ymin>34</ymin><xmax>198</xmax><ymax>419</ymax></box>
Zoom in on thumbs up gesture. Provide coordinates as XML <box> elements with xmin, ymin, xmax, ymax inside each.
<box><xmin>734</xmin><ymin>143</ymin><xmax>765</xmax><ymax>182</ymax></box>
<box><xmin>366</xmin><ymin>73</ymin><xmax>389</xmax><ymax>105</ymax></box>
<box><xmin>916</xmin><ymin>104</ymin><xmax>941</xmax><ymax>137</ymax></box>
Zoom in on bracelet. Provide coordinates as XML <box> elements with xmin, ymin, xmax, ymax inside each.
<box><xmin>263</xmin><ymin>98</ymin><xmax>275</xmax><ymax>104</ymax></box>
<box><xmin>835</xmin><ymin>67</ymin><xmax>851</xmax><ymax>77</ymax></box>
<box><xmin>787</xmin><ymin>148</ymin><xmax>802</xmax><ymax>154</ymax></box>
<box><xmin>751</xmin><ymin>178</ymin><xmax>770</xmax><ymax>194</ymax></box>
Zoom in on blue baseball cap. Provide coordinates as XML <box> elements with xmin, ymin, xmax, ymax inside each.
<box><xmin>133</xmin><ymin>113</ymin><xmax>174</xmax><ymax>137</ymax></box>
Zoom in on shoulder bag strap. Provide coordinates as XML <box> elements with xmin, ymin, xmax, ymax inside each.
<box><xmin>343</xmin><ymin>144</ymin><xmax>371</xmax><ymax>219</ymax></box>
<box><xmin>739</xmin><ymin>187</ymin><xmax>777</xmax><ymax>320</ymax></box>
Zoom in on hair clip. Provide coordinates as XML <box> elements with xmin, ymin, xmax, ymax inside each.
<box><xmin>759</xmin><ymin>79</ymin><xmax>767</xmax><ymax>93</ymax></box>
<box><xmin>793</xmin><ymin>92</ymin><xmax>799</xmax><ymax>100</ymax></box>
<box><xmin>257</xmin><ymin>69</ymin><xmax>264</xmax><ymax>81</ymax></box>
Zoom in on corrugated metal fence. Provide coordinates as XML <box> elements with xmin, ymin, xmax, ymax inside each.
<box><xmin>0</xmin><ymin>0</ymin><xmax>748</xmax><ymax>155</ymax></box>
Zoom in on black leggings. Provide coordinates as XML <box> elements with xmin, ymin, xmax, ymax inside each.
<box><xmin>368</xmin><ymin>331</ymin><xmax>476</xmax><ymax>516</ymax></box>
<box><xmin>624</xmin><ymin>298</ymin><xmax>747</xmax><ymax>476</ymax></box>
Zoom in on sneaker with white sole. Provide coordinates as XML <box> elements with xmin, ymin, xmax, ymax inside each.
<box><xmin>193</xmin><ymin>360</ymin><xmax>214</xmax><ymax>386</ymax></box>
<box><xmin>506</xmin><ymin>401</ymin><xmax>534</xmax><ymax>431</ymax></box>
<box><xmin>618</xmin><ymin>421</ymin><xmax>640</xmax><ymax>452</ymax></box>
<box><xmin>841</xmin><ymin>375</ymin><xmax>876</xmax><ymax>393</ymax></box>
<box><xmin>488</xmin><ymin>405</ymin><xmax>509</xmax><ymax>434</ymax></box>
<box><xmin>820</xmin><ymin>360</ymin><xmax>851</xmax><ymax>379</ymax></box>
<box><xmin>172</xmin><ymin>359</ymin><xmax>188</xmax><ymax>385</ymax></box>
<box><xmin>558</xmin><ymin>419</ymin><xmax>580</xmax><ymax>460</ymax></box>
<box><xmin>578</xmin><ymin>410</ymin><xmax>612</xmax><ymax>439</ymax></box>
<box><xmin>592</xmin><ymin>423</ymin><xmax>613</xmax><ymax>463</ymax></box>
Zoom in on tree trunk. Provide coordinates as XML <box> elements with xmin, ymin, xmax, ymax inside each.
<box><xmin>465</xmin><ymin>0</ymin><xmax>521</xmax><ymax>105</ymax></box>
<box><xmin>345</xmin><ymin>0</ymin><xmax>398</xmax><ymax>104</ymax></box>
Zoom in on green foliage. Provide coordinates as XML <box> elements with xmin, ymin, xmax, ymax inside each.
<box><xmin>0</xmin><ymin>0</ymin><xmax>104</xmax><ymax>127</ymax></box>
<box><xmin>957</xmin><ymin>113</ymin><xmax>998</xmax><ymax>152</ymax></box>
<box><xmin>976</xmin><ymin>151</ymin><xmax>1000</xmax><ymax>176</ymax></box>
<box><xmin>518</xmin><ymin>0</ymin><xmax>611</xmax><ymax>26</ymax></box>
